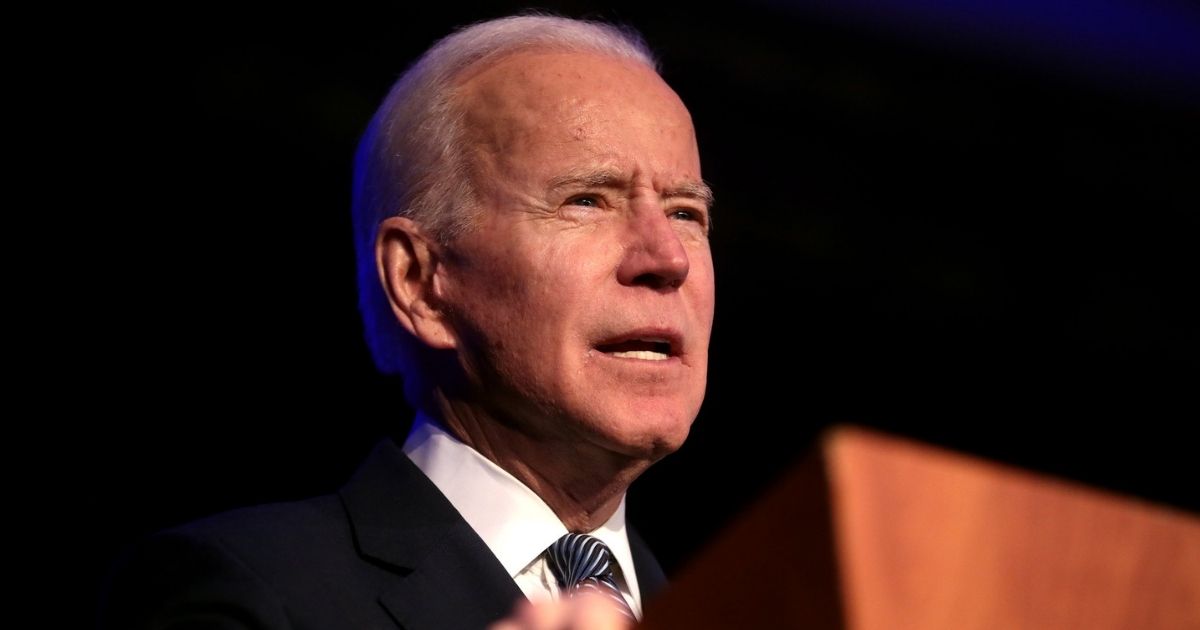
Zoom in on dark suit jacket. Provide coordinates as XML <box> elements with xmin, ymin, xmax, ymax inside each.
<box><xmin>100</xmin><ymin>437</ymin><xmax>667</xmax><ymax>629</ymax></box>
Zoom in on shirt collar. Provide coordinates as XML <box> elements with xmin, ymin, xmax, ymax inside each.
<box><xmin>401</xmin><ymin>411</ymin><xmax>640</xmax><ymax>597</ymax></box>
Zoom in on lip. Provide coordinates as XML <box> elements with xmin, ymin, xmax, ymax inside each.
<box><xmin>592</xmin><ymin>327</ymin><xmax>685</xmax><ymax>360</ymax></box>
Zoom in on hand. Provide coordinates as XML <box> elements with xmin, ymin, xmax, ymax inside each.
<box><xmin>489</xmin><ymin>592</ymin><xmax>635</xmax><ymax>630</ymax></box>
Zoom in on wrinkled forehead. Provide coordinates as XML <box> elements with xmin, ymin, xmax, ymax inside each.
<box><xmin>453</xmin><ymin>50</ymin><xmax>695</xmax><ymax>153</ymax></box>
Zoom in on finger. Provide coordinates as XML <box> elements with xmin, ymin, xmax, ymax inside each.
<box><xmin>565</xmin><ymin>591</ymin><xmax>635</xmax><ymax>630</ymax></box>
<box><xmin>489</xmin><ymin>598</ymin><xmax>571</xmax><ymax>630</ymax></box>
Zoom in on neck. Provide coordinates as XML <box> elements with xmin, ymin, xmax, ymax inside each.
<box><xmin>428</xmin><ymin>393</ymin><xmax>651</xmax><ymax>532</ymax></box>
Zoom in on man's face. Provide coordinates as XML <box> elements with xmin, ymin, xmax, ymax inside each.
<box><xmin>436</xmin><ymin>51</ymin><xmax>714</xmax><ymax>461</ymax></box>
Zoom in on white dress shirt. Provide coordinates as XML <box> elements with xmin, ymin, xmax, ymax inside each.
<box><xmin>402</xmin><ymin>412</ymin><xmax>643</xmax><ymax>618</ymax></box>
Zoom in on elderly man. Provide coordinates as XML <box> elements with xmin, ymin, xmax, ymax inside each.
<box><xmin>102</xmin><ymin>14</ymin><xmax>713</xmax><ymax>629</ymax></box>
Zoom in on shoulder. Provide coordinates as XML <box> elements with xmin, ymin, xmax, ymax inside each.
<box><xmin>170</xmin><ymin>494</ymin><xmax>351</xmax><ymax>563</ymax></box>
<box><xmin>96</xmin><ymin>439</ymin><xmax>497</xmax><ymax>629</ymax></box>
<box><xmin>99</xmin><ymin>495</ymin><xmax>350</xmax><ymax>630</ymax></box>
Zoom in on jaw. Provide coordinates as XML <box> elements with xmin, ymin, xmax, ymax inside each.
<box><xmin>569</xmin><ymin>354</ymin><xmax>706</xmax><ymax>457</ymax></box>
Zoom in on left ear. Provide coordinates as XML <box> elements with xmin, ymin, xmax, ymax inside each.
<box><xmin>375</xmin><ymin>216</ymin><xmax>457</xmax><ymax>350</ymax></box>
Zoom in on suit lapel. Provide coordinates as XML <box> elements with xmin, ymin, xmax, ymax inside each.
<box><xmin>339</xmin><ymin>438</ymin><xmax>524</xmax><ymax>630</ymax></box>
<box><xmin>629</xmin><ymin>525</ymin><xmax>668</xmax><ymax>602</ymax></box>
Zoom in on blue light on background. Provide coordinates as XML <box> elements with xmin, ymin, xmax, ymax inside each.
<box><xmin>762</xmin><ymin>0</ymin><xmax>1200</xmax><ymax>103</ymax></box>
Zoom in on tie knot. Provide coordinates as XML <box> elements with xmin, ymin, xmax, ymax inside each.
<box><xmin>547</xmin><ymin>533</ymin><xmax>617</xmax><ymax>589</ymax></box>
<box><xmin>545</xmin><ymin>533</ymin><xmax>635</xmax><ymax>620</ymax></box>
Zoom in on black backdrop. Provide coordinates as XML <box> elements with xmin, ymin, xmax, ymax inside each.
<box><xmin>81</xmin><ymin>0</ymin><xmax>1197</xmax><ymax>618</ymax></box>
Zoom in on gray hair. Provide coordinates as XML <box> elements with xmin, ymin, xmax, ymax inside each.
<box><xmin>352</xmin><ymin>14</ymin><xmax>659</xmax><ymax>380</ymax></box>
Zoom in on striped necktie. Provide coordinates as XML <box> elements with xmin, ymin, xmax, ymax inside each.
<box><xmin>546</xmin><ymin>533</ymin><xmax>636</xmax><ymax>620</ymax></box>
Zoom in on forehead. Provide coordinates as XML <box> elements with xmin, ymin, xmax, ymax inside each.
<box><xmin>454</xmin><ymin>49</ymin><xmax>677</xmax><ymax>107</ymax></box>
<box><xmin>454</xmin><ymin>50</ymin><xmax>700</xmax><ymax>182</ymax></box>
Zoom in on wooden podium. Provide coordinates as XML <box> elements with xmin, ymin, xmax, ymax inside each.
<box><xmin>641</xmin><ymin>427</ymin><xmax>1200</xmax><ymax>629</ymax></box>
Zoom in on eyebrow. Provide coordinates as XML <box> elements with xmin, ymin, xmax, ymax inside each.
<box><xmin>665</xmin><ymin>180</ymin><xmax>715</xmax><ymax>209</ymax></box>
<box><xmin>548</xmin><ymin>169</ymin><xmax>715</xmax><ymax>209</ymax></box>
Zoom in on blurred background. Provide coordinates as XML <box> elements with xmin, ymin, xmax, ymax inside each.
<box><xmin>77</xmin><ymin>0</ymin><xmax>1197</xmax><ymax>617</ymax></box>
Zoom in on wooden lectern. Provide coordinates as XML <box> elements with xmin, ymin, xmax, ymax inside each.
<box><xmin>641</xmin><ymin>426</ymin><xmax>1200</xmax><ymax>629</ymax></box>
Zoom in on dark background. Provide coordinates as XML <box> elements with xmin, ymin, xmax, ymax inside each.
<box><xmin>79</xmin><ymin>0</ymin><xmax>1197</xmax><ymax>618</ymax></box>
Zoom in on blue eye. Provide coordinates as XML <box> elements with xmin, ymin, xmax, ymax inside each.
<box><xmin>568</xmin><ymin>195</ymin><xmax>600</xmax><ymax>207</ymax></box>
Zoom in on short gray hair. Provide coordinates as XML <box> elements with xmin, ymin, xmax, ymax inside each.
<box><xmin>352</xmin><ymin>14</ymin><xmax>659</xmax><ymax>380</ymax></box>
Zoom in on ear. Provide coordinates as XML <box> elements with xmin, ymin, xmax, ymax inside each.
<box><xmin>375</xmin><ymin>216</ymin><xmax>457</xmax><ymax>350</ymax></box>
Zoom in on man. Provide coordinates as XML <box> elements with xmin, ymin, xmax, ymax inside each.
<box><xmin>101</xmin><ymin>13</ymin><xmax>714</xmax><ymax>629</ymax></box>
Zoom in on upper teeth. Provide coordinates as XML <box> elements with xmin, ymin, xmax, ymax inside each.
<box><xmin>611</xmin><ymin>350</ymin><xmax>669</xmax><ymax>361</ymax></box>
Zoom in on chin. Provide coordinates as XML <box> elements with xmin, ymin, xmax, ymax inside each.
<box><xmin>600</xmin><ymin>403</ymin><xmax>698</xmax><ymax>462</ymax></box>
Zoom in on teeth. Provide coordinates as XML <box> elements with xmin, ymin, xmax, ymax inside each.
<box><xmin>610</xmin><ymin>350</ymin><xmax>670</xmax><ymax>361</ymax></box>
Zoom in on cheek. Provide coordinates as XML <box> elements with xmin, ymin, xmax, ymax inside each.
<box><xmin>445</xmin><ymin>228</ymin><xmax>623</xmax><ymax>348</ymax></box>
<box><xmin>521</xmin><ymin>236</ymin><xmax>614</xmax><ymax>300</ymax></box>
<box><xmin>445</xmin><ymin>249</ymin><xmax>575</xmax><ymax>345</ymax></box>
<box><xmin>689</xmin><ymin>254</ymin><xmax>717</xmax><ymax>319</ymax></box>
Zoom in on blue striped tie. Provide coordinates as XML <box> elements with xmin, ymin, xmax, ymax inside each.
<box><xmin>546</xmin><ymin>533</ymin><xmax>636</xmax><ymax>620</ymax></box>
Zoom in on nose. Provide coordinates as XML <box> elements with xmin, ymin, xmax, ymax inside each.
<box><xmin>616</xmin><ymin>208</ymin><xmax>690</xmax><ymax>290</ymax></box>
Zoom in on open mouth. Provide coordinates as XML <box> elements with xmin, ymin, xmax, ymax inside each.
<box><xmin>595</xmin><ymin>338</ymin><xmax>676</xmax><ymax>361</ymax></box>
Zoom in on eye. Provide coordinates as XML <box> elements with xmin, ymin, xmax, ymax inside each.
<box><xmin>669</xmin><ymin>208</ymin><xmax>703</xmax><ymax>223</ymax></box>
<box><xmin>567</xmin><ymin>195</ymin><xmax>601</xmax><ymax>208</ymax></box>
<box><xmin>669</xmin><ymin>207</ymin><xmax>712</xmax><ymax>236</ymax></box>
